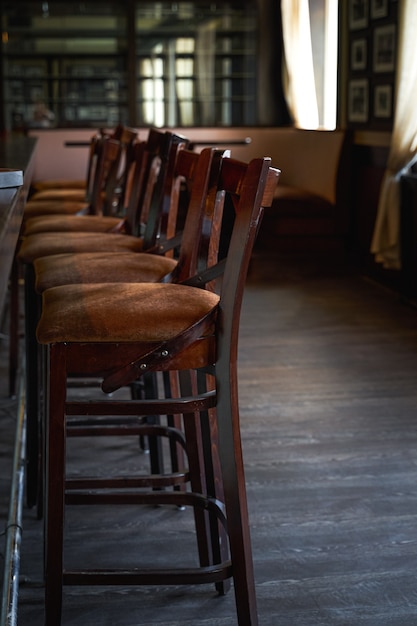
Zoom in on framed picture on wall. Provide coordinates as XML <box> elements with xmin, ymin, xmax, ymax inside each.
<box><xmin>371</xmin><ymin>0</ymin><xmax>388</xmax><ymax>19</ymax></box>
<box><xmin>373</xmin><ymin>24</ymin><xmax>396</xmax><ymax>72</ymax></box>
<box><xmin>349</xmin><ymin>0</ymin><xmax>369</xmax><ymax>30</ymax></box>
<box><xmin>348</xmin><ymin>79</ymin><xmax>369</xmax><ymax>122</ymax></box>
<box><xmin>351</xmin><ymin>38</ymin><xmax>367</xmax><ymax>70</ymax></box>
<box><xmin>374</xmin><ymin>84</ymin><xmax>392</xmax><ymax>118</ymax></box>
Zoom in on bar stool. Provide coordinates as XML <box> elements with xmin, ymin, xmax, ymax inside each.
<box><xmin>27</xmin><ymin>124</ymin><xmax>123</xmax><ymax>199</ymax></box>
<box><xmin>36</xmin><ymin>153</ymin><xmax>280</xmax><ymax>625</ymax></box>
<box><xmin>28</xmin><ymin>125</ymin><xmax>124</xmax><ymax>197</ymax></box>
<box><xmin>22</xmin><ymin>130</ymin><xmax>186</xmax><ymax>236</ymax></box>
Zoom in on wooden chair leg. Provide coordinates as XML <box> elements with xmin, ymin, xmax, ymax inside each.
<box><xmin>130</xmin><ymin>372</ymin><xmax>166</xmax><ymax>473</ymax></box>
<box><xmin>178</xmin><ymin>369</ymin><xmax>213</xmax><ymax>569</ymax></box>
<box><xmin>24</xmin><ymin>264</ymin><xmax>42</xmax><ymax>509</ymax></box>
<box><xmin>44</xmin><ymin>343</ymin><xmax>66</xmax><ymax>626</ymax></box>
<box><xmin>165</xmin><ymin>371</ymin><xmax>186</xmax><ymax>488</ymax></box>
<box><xmin>197</xmin><ymin>370</ymin><xmax>231</xmax><ymax>595</ymax></box>
<box><xmin>143</xmin><ymin>371</ymin><xmax>164</xmax><ymax>476</ymax></box>
<box><xmin>217</xmin><ymin>367</ymin><xmax>258</xmax><ymax>625</ymax></box>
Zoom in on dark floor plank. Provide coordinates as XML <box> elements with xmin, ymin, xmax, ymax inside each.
<box><xmin>2</xmin><ymin>253</ymin><xmax>417</xmax><ymax>625</ymax></box>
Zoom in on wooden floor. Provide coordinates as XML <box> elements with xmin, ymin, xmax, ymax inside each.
<box><xmin>2</xmin><ymin>252</ymin><xmax>417</xmax><ymax>625</ymax></box>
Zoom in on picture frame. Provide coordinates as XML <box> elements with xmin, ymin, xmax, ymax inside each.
<box><xmin>374</xmin><ymin>84</ymin><xmax>392</xmax><ymax>118</ymax></box>
<box><xmin>351</xmin><ymin>38</ymin><xmax>367</xmax><ymax>71</ymax></box>
<box><xmin>349</xmin><ymin>0</ymin><xmax>369</xmax><ymax>30</ymax></box>
<box><xmin>348</xmin><ymin>79</ymin><xmax>369</xmax><ymax>123</ymax></box>
<box><xmin>373</xmin><ymin>24</ymin><xmax>396</xmax><ymax>72</ymax></box>
<box><xmin>371</xmin><ymin>0</ymin><xmax>388</xmax><ymax>20</ymax></box>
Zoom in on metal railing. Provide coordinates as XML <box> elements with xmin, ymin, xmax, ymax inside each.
<box><xmin>1</xmin><ymin>371</ymin><xmax>26</xmax><ymax>626</ymax></box>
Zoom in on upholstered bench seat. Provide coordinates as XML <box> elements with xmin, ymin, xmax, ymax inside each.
<box><xmin>273</xmin><ymin>184</ymin><xmax>333</xmax><ymax>216</ymax></box>
<box><xmin>259</xmin><ymin>184</ymin><xmax>335</xmax><ymax>238</ymax></box>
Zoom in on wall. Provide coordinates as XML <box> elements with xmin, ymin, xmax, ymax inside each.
<box><xmin>28</xmin><ymin>129</ymin><xmax>95</xmax><ymax>182</ymax></box>
<box><xmin>28</xmin><ymin>126</ymin><xmax>345</xmax><ymax>205</ymax></box>
<box><xmin>338</xmin><ymin>0</ymin><xmax>400</xmax><ymax>288</ymax></box>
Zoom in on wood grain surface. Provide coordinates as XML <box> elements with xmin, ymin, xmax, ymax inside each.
<box><xmin>2</xmin><ymin>252</ymin><xmax>417</xmax><ymax>625</ymax></box>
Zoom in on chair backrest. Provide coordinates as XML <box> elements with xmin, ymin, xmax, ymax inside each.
<box><xmin>86</xmin><ymin>137</ymin><xmax>123</xmax><ymax>217</ymax></box>
<box><xmin>193</xmin><ymin>156</ymin><xmax>279</xmax><ymax>290</ymax></box>
<box><xmin>161</xmin><ymin>147</ymin><xmax>229</xmax><ymax>284</ymax></box>
<box><xmin>123</xmin><ymin>129</ymin><xmax>189</xmax><ymax>240</ymax></box>
<box><xmin>214</xmin><ymin>157</ymin><xmax>279</xmax><ymax>346</ymax></box>
<box><xmin>101</xmin><ymin>152</ymin><xmax>280</xmax><ymax>394</ymax></box>
<box><xmin>110</xmin><ymin>126</ymin><xmax>139</xmax><ymax>213</ymax></box>
<box><xmin>141</xmin><ymin>131</ymin><xmax>189</xmax><ymax>248</ymax></box>
<box><xmin>83</xmin><ymin>132</ymin><xmax>104</xmax><ymax>203</ymax></box>
<box><xmin>176</xmin><ymin>154</ymin><xmax>280</xmax><ymax>366</ymax></box>
<box><xmin>83</xmin><ymin>126</ymin><xmax>139</xmax><ymax>218</ymax></box>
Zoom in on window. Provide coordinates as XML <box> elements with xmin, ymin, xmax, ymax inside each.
<box><xmin>135</xmin><ymin>1</ymin><xmax>258</xmax><ymax>127</ymax></box>
<box><xmin>0</xmin><ymin>0</ymin><xmax>259</xmax><ymax>130</ymax></box>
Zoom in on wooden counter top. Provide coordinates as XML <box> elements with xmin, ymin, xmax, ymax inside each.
<box><xmin>0</xmin><ymin>135</ymin><xmax>37</xmax><ymax>316</ymax></box>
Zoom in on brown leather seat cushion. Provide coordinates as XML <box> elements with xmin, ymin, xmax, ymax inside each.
<box><xmin>24</xmin><ymin>201</ymin><xmax>88</xmax><ymax>219</ymax></box>
<box><xmin>18</xmin><ymin>231</ymin><xmax>144</xmax><ymax>264</ymax></box>
<box><xmin>37</xmin><ymin>282</ymin><xmax>219</xmax><ymax>344</ymax></box>
<box><xmin>34</xmin><ymin>252</ymin><xmax>177</xmax><ymax>293</ymax></box>
<box><xmin>30</xmin><ymin>188</ymin><xmax>86</xmax><ymax>202</ymax></box>
<box><xmin>24</xmin><ymin>214</ymin><xmax>126</xmax><ymax>236</ymax></box>
<box><xmin>31</xmin><ymin>179</ymin><xmax>86</xmax><ymax>193</ymax></box>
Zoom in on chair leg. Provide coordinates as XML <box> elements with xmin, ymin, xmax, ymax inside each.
<box><xmin>24</xmin><ymin>264</ymin><xmax>42</xmax><ymax>509</ymax></box>
<box><xmin>143</xmin><ymin>372</ymin><xmax>164</xmax><ymax>476</ymax></box>
<box><xmin>43</xmin><ymin>355</ymin><xmax>256</xmax><ymax>625</ymax></box>
<box><xmin>37</xmin><ymin>343</ymin><xmax>47</xmax><ymax>521</ymax></box>
<box><xmin>165</xmin><ymin>371</ymin><xmax>186</xmax><ymax>488</ymax></box>
<box><xmin>197</xmin><ymin>370</ymin><xmax>231</xmax><ymax>595</ymax></box>
<box><xmin>44</xmin><ymin>343</ymin><xmax>66</xmax><ymax>626</ymax></box>
<box><xmin>216</xmin><ymin>368</ymin><xmax>258</xmax><ymax>626</ymax></box>
<box><xmin>178</xmin><ymin>369</ymin><xmax>219</xmax><ymax>573</ymax></box>
<box><xmin>130</xmin><ymin>372</ymin><xmax>165</xmax><ymax>473</ymax></box>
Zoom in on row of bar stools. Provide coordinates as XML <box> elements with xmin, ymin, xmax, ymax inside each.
<box><xmin>8</xmin><ymin>125</ymin><xmax>138</xmax><ymax>397</ymax></box>
<box><xmin>19</xmin><ymin>128</ymin><xmax>188</xmax><ymax>511</ymax></box>
<box><xmin>21</xmin><ymin>134</ymin><xmax>280</xmax><ymax>624</ymax></box>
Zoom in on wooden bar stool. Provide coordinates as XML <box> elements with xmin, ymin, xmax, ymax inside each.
<box><xmin>21</xmin><ymin>130</ymin><xmax>185</xmax><ymax>236</ymax></box>
<box><xmin>36</xmin><ymin>154</ymin><xmax>279</xmax><ymax>625</ymax></box>
<box><xmin>28</xmin><ymin>124</ymin><xmax>125</xmax><ymax>197</ymax></box>
<box><xmin>23</xmin><ymin>126</ymin><xmax>138</xmax><ymax>219</ymax></box>
<box><xmin>26</xmin><ymin>125</ymin><xmax>135</xmax><ymax>211</ymax></box>
<box><xmin>26</xmin><ymin>145</ymin><xmax>225</xmax><ymax>518</ymax></box>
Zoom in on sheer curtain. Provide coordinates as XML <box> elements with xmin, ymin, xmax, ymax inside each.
<box><xmin>371</xmin><ymin>0</ymin><xmax>417</xmax><ymax>269</ymax></box>
<box><xmin>281</xmin><ymin>0</ymin><xmax>338</xmax><ymax>130</ymax></box>
<box><xmin>281</xmin><ymin>0</ymin><xmax>319</xmax><ymax>129</ymax></box>
<box><xmin>195</xmin><ymin>21</ymin><xmax>216</xmax><ymax>126</ymax></box>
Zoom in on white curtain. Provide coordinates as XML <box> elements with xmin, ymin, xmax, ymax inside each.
<box><xmin>371</xmin><ymin>0</ymin><xmax>417</xmax><ymax>269</ymax></box>
<box><xmin>195</xmin><ymin>21</ymin><xmax>216</xmax><ymax>126</ymax></box>
<box><xmin>281</xmin><ymin>0</ymin><xmax>319</xmax><ymax>129</ymax></box>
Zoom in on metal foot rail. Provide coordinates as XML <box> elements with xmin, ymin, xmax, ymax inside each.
<box><xmin>1</xmin><ymin>370</ymin><xmax>26</xmax><ymax>626</ymax></box>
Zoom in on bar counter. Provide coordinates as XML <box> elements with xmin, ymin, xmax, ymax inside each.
<box><xmin>0</xmin><ymin>135</ymin><xmax>36</xmax><ymax>316</ymax></box>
